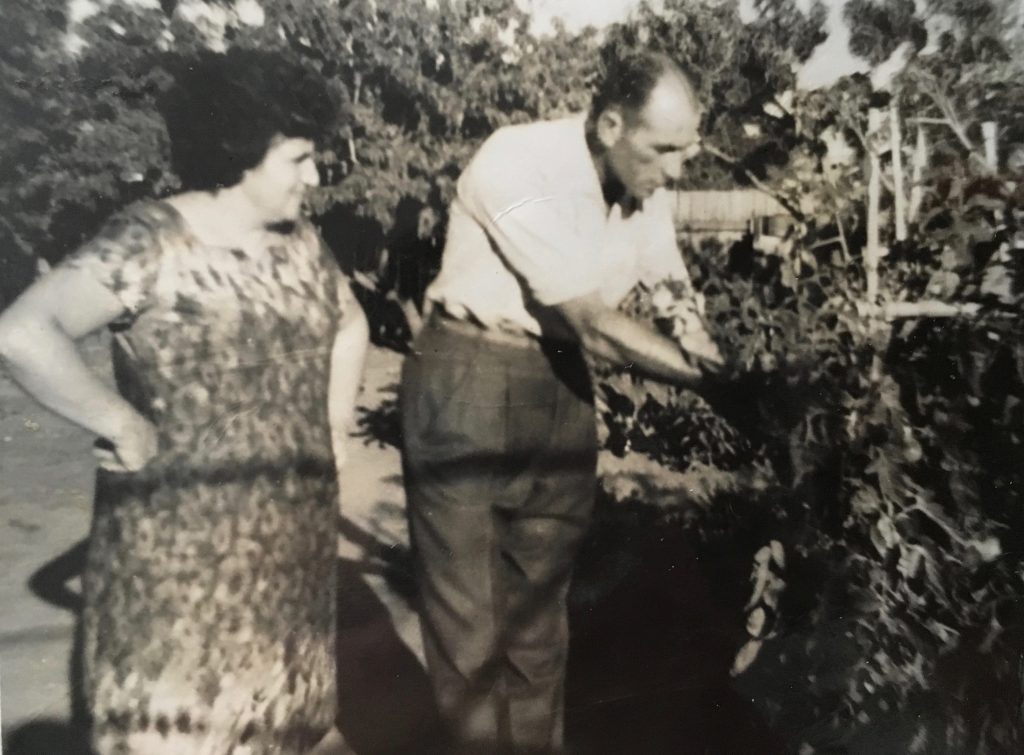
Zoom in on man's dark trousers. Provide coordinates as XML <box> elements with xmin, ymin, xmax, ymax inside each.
<box><xmin>401</xmin><ymin>315</ymin><xmax>597</xmax><ymax>753</ymax></box>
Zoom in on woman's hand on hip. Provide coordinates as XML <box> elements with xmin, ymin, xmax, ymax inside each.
<box><xmin>95</xmin><ymin>413</ymin><xmax>159</xmax><ymax>472</ymax></box>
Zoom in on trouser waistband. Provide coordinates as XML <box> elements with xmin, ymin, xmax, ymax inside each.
<box><xmin>425</xmin><ymin>309</ymin><xmax>574</xmax><ymax>353</ymax></box>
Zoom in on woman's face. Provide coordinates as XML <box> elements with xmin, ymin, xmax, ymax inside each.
<box><xmin>239</xmin><ymin>136</ymin><xmax>319</xmax><ymax>224</ymax></box>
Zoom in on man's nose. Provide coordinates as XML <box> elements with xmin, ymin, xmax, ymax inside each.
<box><xmin>301</xmin><ymin>158</ymin><xmax>320</xmax><ymax>187</ymax></box>
<box><xmin>661</xmin><ymin>154</ymin><xmax>684</xmax><ymax>184</ymax></box>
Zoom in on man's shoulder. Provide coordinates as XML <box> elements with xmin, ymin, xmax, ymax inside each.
<box><xmin>473</xmin><ymin>114</ymin><xmax>587</xmax><ymax>172</ymax></box>
<box><xmin>487</xmin><ymin>114</ymin><xmax>585</xmax><ymax>142</ymax></box>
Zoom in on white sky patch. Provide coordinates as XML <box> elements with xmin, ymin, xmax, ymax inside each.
<box><xmin>65</xmin><ymin>0</ymin><xmax>164</xmax><ymax>53</ymax></box>
<box><xmin>796</xmin><ymin>0</ymin><xmax>866</xmax><ymax>90</ymax></box>
<box><xmin>920</xmin><ymin>12</ymin><xmax>954</xmax><ymax>55</ymax></box>
<box><xmin>68</xmin><ymin>0</ymin><xmax>101</xmax><ymax>24</ymax></box>
<box><xmin>870</xmin><ymin>40</ymin><xmax>913</xmax><ymax>91</ymax></box>
<box><xmin>520</xmin><ymin>0</ymin><xmax>659</xmax><ymax>35</ymax></box>
<box><xmin>234</xmin><ymin>0</ymin><xmax>265</xmax><ymax>28</ymax></box>
<box><xmin>68</xmin><ymin>0</ymin><xmax>160</xmax><ymax>20</ymax></box>
<box><xmin>822</xmin><ymin>125</ymin><xmax>856</xmax><ymax>166</ymax></box>
<box><xmin>522</xmin><ymin>0</ymin><xmax>863</xmax><ymax>90</ymax></box>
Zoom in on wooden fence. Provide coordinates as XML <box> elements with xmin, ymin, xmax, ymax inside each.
<box><xmin>673</xmin><ymin>189</ymin><xmax>790</xmax><ymax>232</ymax></box>
<box><xmin>673</xmin><ymin>189</ymin><xmax>795</xmax><ymax>250</ymax></box>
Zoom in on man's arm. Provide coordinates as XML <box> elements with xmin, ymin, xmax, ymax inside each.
<box><xmin>535</xmin><ymin>291</ymin><xmax>722</xmax><ymax>387</ymax></box>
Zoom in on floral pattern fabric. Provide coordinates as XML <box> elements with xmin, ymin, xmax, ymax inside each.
<box><xmin>67</xmin><ymin>201</ymin><xmax>349</xmax><ymax>754</ymax></box>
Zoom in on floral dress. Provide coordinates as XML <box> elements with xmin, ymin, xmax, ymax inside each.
<box><xmin>66</xmin><ymin>201</ymin><xmax>350</xmax><ymax>754</ymax></box>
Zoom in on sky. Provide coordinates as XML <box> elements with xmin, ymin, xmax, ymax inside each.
<box><xmin>520</xmin><ymin>0</ymin><xmax>867</xmax><ymax>89</ymax></box>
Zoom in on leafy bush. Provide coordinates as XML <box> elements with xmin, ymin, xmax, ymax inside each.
<box><xmin>599</xmin><ymin>174</ymin><xmax>1024</xmax><ymax>750</ymax></box>
<box><xmin>588</xmin><ymin>3</ymin><xmax>1024</xmax><ymax>748</ymax></box>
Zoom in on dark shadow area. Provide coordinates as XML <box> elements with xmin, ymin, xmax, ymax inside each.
<box><xmin>380</xmin><ymin>196</ymin><xmax>444</xmax><ymax>315</ymax></box>
<box><xmin>334</xmin><ymin>557</ymin><xmax>443</xmax><ymax>754</ymax></box>
<box><xmin>354</xmin><ymin>382</ymin><xmax>402</xmax><ymax>451</ymax></box>
<box><xmin>338</xmin><ymin>515</ymin><xmax>416</xmax><ymax>605</ymax></box>
<box><xmin>3</xmin><ymin>719</ymin><xmax>93</xmax><ymax>755</ymax></box>
<box><xmin>10</xmin><ymin>540</ymin><xmax>92</xmax><ymax>753</ymax></box>
<box><xmin>318</xmin><ymin>196</ymin><xmax>442</xmax><ymax>354</ymax></box>
<box><xmin>566</xmin><ymin>504</ymin><xmax>788</xmax><ymax>755</ymax></box>
<box><xmin>27</xmin><ymin>539</ymin><xmax>88</xmax><ymax>613</ymax></box>
<box><xmin>0</xmin><ymin>230</ymin><xmax>39</xmax><ymax>311</ymax></box>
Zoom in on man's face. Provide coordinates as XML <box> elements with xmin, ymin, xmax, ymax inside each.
<box><xmin>598</xmin><ymin>74</ymin><xmax>702</xmax><ymax>201</ymax></box>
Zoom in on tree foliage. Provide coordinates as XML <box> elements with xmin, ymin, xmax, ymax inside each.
<box><xmin>594</xmin><ymin>2</ymin><xmax>1024</xmax><ymax>747</ymax></box>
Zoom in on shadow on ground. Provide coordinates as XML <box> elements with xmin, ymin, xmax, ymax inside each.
<box><xmin>4</xmin><ymin>541</ymin><xmax>441</xmax><ymax>755</ymax></box>
<box><xmin>353</xmin><ymin>382</ymin><xmax>401</xmax><ymax>451</ymax></box>
<box><xmin>335</xmin><ymin>557</ymin><xmax>442</xmax><ymax>754</ymax></box>
<box><xmin>5</xmin><ymin>540</ymin><xmax>90</xmax><ymax>755</ymax></box>
<box><xmin>6</xmin><ymin>493</ymin><xmax>787</xmax><ymax>755</ymax></box>
<box><xmin>3</xmin><ymin>719</ymin><xmax>93</xmax><ymax>755</ymax></box>
<box><xmin>566</xmin><ymin>508</ymin><xmax>788</xmax><ymax>755</ymax></box>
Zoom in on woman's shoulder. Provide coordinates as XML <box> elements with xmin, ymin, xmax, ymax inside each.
<box><xmin>92</xmin><ymin>199</ymin><xmax>186</xmax><ymax>251</ymax></box>
<box><xmin>60</xmin><ymin>200</ymin><xmax>183</xmax><ymax>316</ymax></box>
<box><xmin>117</xmin><ymin>199</ymin><xmax>188</xmax><ymax>235</ymax></box>
<box><xmin>66</xmin><ymin>200</ymin><xmax>178</xmax><ymax>269</ymax></box>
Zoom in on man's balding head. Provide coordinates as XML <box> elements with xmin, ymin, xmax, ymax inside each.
<box><xmin>588</xmin><ymin>52</ymin><xmax>704</xmax><ymax>202</ymax></box>
<box><xmin>590</xmin><ymin>52</ymin><xmax>701</xmax><ymax>127</ymax></box>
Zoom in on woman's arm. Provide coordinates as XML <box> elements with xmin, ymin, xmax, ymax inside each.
<box><xmin>327</xmin><ymin>298</ymin><xmax>370</xmax><ymax>471</ymax></box>
<box><xmin>0</xmin><ymin>265</ymin><xmax>157</xmax><ymax>470</ymax></box>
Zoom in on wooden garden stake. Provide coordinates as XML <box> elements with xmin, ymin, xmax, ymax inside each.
<box><xmin>866</xmin><ymin>108</ymin><xmax>883</xmax><ymax>303</ymax></box>
<box><xmin>891</xmin><ymin>104</ymin><xmax>907</xmax><ymax>241</ymax></box>
<box><xmin>982</xmin><ymin>121</ymin><xmax>999</xmax><ymax>172</ymax></box>
<box><xmin>909</xmin><ymin>123</ymin><xmax>927</xmax><ymax>224</ymax></box>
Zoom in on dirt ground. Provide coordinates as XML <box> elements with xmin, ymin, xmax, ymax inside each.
<box><xmin>1</xmin><ymin>335</ymin><xmax>109</xmax><ymax>733</ymax></box>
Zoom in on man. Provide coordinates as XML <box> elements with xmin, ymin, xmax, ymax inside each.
<box><xmin>401</xmin><ymin>51</ymin><xmax>724</xmax><ymax>753</ymax></box>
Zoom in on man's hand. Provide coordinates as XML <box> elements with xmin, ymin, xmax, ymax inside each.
<box><xmin>680</xmin><ymin>328</ymin><xmax>726</xmax><ymax>378</ymax></box>
<box><xmin>649</xmin><ymin>280</ymin><xmax>726</xmax><ymax>379</ymax></box>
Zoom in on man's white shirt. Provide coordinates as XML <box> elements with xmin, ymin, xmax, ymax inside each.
<box><xmin>426</xmin><ymin>114</ymin><xmax>691</xmax><ymax>336</ymax></box>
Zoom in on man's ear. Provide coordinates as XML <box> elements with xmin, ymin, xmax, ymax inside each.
<box><xmin>595</xmin><ymin>108</ymin><xmax>625</xmax><ymax>150</ymax></box>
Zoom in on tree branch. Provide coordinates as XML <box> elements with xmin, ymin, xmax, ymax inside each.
<box><xmin>918</xmin><ymin>77</ymin><xmax>992</xmax><ymax>173</ymax></box>
<box><xmin>835</xmin><ymin>213</ymin><xmax>851</xmax><ymax>263</ymax></box>
<box><xmin>702</xmin><ymin>144</ymin><xmax>805</xmax><ymax>221</ymax></box>
<box><xmin>883</xmin><ymin>300</ymin><xmax>981</xmax><ymax>320</ymax></box>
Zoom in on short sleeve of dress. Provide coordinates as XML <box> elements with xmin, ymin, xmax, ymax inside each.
<box><xmin>63</xmin><ymin>203</ymin><xmax>165</xmax><ymax>326</ymax></box>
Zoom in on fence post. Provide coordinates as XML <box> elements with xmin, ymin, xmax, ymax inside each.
<box><xmin>891</xmin><ymin>104</ymin><xmax>907</xmax><ymax>242</ymax></box>
<box><xmin>982</xmin><ymin>121</ymin><xmax>999</xmax><ymax>172</ymax></box>
<box><xmin>866</xmin><ymin>108</ymin><xmax>883</xmax><ymax>303</ymax></box>
<box><xmin>908</xmin><ymin>123</ymin><xmax>928</xmax><ymax>224</ymax></box>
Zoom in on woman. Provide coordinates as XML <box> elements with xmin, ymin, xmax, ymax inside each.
<box><xmin>0</xmin><ymin>49</ymin><xmax>368</xmax><ymax>754</ymax></box>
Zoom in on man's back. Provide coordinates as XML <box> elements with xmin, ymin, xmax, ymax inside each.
<box><xmin>427</xmin><ymin>114</ymin><xmax>685</xmax><ymax>335</ymax></box>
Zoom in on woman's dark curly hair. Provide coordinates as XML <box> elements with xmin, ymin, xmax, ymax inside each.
<box><xmin>159</xmin><ymin>48</ymin><xmax>342</xmax><ymax>192</ymax></box>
